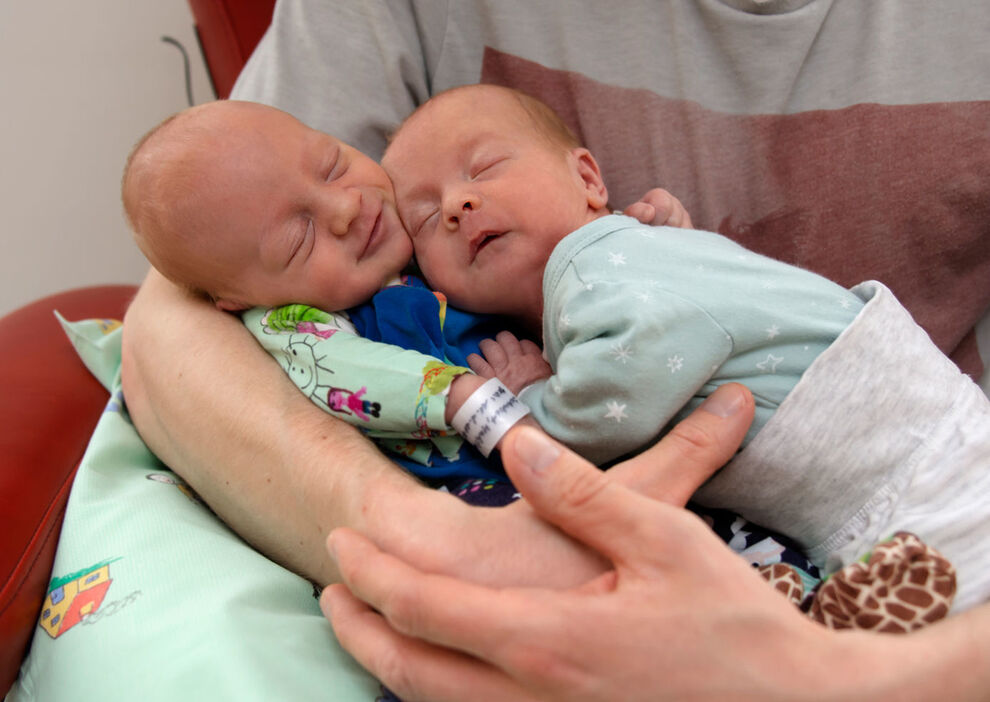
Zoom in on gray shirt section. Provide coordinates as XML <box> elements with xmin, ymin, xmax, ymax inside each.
<box><xmin>233</xmin><ymin>0</ymin><xmax>990</xmax><ymax>159</ymax></box>
<box><xmin>695</xmin><ymin>281</ymin><xmax>990</xmax><ymax>611</ymax></box>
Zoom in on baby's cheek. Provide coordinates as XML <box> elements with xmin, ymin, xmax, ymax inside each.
<box><xmin>422</xmin><ymin>265</ymin><xmax>455</xmax><ymax>298</ymax></box>
<box><xmin>411</xmin><ymin>245</ymin><xmax>445</xmax><ymax>284</ymax></box>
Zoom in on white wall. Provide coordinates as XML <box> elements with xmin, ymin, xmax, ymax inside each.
<box><xmin>0</xmin><ymin>0</ymin><xmax>214</xmax><ymax>316</ymax></box>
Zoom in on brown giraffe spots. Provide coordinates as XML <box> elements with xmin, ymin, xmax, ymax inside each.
<box><xmin>758</xmin><ymin>563</ymin><xmax>805</xmax><ymax>607</ymax></box>
<box><xmin>809</xmin><ymin>532</ymin><xmax>956</xmax><ymax>633</ymax></box>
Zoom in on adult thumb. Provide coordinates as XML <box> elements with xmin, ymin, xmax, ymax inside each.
<box><xmin>607</xmin><ymin>383</ymin><xmax>754</xmax><ymax>506</ymax></box>
<box><xmin>500</xmin><ymin>427</ymin><xmax>663</xmax><ymax>566</ymax></box>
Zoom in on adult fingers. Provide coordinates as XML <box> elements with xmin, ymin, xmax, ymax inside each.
<box><xmin>670</xmin><ymin>204</ymin><xmax>693</xmax><ymax>229</ymax></box>
<box><xmin>643</xmin><ymin>189</ymin><xmax>694</xmax><ymax>229</ymax></box>
<box><xmin>328</xmin><ymin>527</ymin><xmax>545</xmax><ymax>663</ymax></box>
<box><xmin>608</xmin><ymin>383</ymin><xmax>754</xmax><ymax>506</ymax></box>
<box><xmin>499</xmin><ymin>427</ymin><xmax>675</xmax><ymax>569</ymax></box>
<box><xmin>643</xmin><ymin>189</ymin><xmax>674</xmax><ymax>217</ymax></box>
<box><xmin>622</xmin><ymin>201</ymin><xmax>657</xmax><ymax>225</ymax></box>
<box><xmin>646</xmin><ymin>189</ymin><xmax>690</xmax><ymax>229</ymax></box>
<box><xmin>323</xmin><ymin>584</ymin><xmax>536</xmax><ymax>702</ymax></box>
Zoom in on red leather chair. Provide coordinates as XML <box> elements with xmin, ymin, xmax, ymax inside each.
<box><xmin>188</xmin><ymin>0</ymin><xmax>274</xmax><ymax>99</ymax></box>
<box><xmin>0</xmin><ymin>286</ymin><xmax>136</xmax><ymax>691</ymax></box>
<box><xmin>0</xmin><ymin>1</ymin><xmax>275</xmax><ymax>692</ymax></box>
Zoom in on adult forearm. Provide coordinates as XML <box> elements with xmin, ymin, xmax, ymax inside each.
<box><xmin>120</xmin><ymin>269</ymin><xmax>424</xmax><ymax>584</ymax></box>
<box><xmin>821</xmin><ymin>602</ymin><xmax>990</xmax><ymax>701</ymax></box>
<box><xmin>891</xmin><ymin>602</ymin><xmax>990</xmax><ymax>702</ymax></box>
<box><xmin>323</xmin><ymin>418</ymin><xmax>990</xmax><ymax>702</ymax></box>
<box><xmin>119</xmin><ymin>272</ymin><xmax>638</xmax><ymax>592</ymax></box>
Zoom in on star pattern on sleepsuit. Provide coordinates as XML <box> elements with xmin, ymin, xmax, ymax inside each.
<box><xmin>766</xmin><ymin>324</ymin><xmax>780</xmax><ymax>340</ymax></box>
<box><xmin>608</xmin><ymin>251</ymin><xmax>627</xmax><ymax>266</ymax></box>
<box><xmin>610</xmin><ymin>342</ymin><xmax>633</xmax><ymax>364</ymax></box>
<box><xmin>604</xmin><ymin>400</ymin><xmax>628</xmax><ymax>423</ymax></box>
<box><xmin>757</xmin><ymin>353</ymin><xmax>783</xmax><ymax>373</ymax></box>
<box><xmin>667</xmin><ymin>354</ymin><xmax>684</xmax><ymax>373</ymax></box>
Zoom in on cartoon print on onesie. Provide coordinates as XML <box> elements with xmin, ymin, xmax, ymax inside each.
<box><xmin>328</xmin><ymin>385</ymin><xmax>381</xmax><ymax>420</ymax></box>
<box><xmin>280</xmin><ymin>333</ymin><xmax>383</xmax><ymax>423</ymax></box>
<box><xmin>411</xmin><ymin>360</ymin><xmax>465</xmax><ymax>437</ymax></box>
<box><xmin>261</xmin><ymin>304</ymin><xmax>383</xmax><ymax>423</ymax></box>
<box><xmin>261</xmin><ymin>304</ymin><xmax>348</xmax><ymax>338</ymax></box>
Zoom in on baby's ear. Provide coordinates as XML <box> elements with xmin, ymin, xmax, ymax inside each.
<box><xmin>571</xmin><ymin>147</ymin><xmax>609</xmax><ymax>210</ymax></box>
<box><xmin>214</xmin><ymin>297</ymin><xmax>250</xmax><ymax>313</ymax></box>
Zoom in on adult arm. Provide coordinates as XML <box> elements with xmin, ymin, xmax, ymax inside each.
<box><xmin>118</xmin><ymin>0</ymin><xmax>447</xmax><ymax>584</ymax></box>
<box><xmin>120</xmin><ymin>270</ymin><xmax>434</xmax><ymax>583</ymax></box>
<box><xmin>121</xmin><ymin>270</ymin><xmax>618</xmax><ymax>588</ymax></box>
<box><xmin>323</xmin><ymin>410</ymin><xmax>990</xmax><ymax>702</ymax></box>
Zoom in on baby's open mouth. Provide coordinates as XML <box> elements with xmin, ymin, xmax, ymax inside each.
<box><xmin>473</xmin><ymin>231</ymin><xmax>503</xmax><ymax>259</ymax></box>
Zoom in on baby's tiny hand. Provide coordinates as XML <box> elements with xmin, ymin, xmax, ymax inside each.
<box><xmin>467</xmin><ymin>331</ymin><xmax>551</xmax><ymax>395</ymax></box>
<box><xmin>623</xmin><ymin>188</ymin><xmax>694</xmax><ymax>229</ymax></box>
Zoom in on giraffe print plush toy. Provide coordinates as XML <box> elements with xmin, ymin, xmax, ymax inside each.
<box><xmin>759</xmin><ymin>531</ymin><xmax>956</xmax><ymax>633</ymax></box>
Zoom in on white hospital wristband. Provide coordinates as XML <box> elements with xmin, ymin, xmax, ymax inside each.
<box><xmin>451</xmin><ymin>378</ymin><xmax>531</xmax><ymax>457</ymax></box>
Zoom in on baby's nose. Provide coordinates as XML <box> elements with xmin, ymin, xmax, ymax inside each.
<box><xmin>443</xmin><ymin>194</ymin><xmax>479</xmax><ymax>231</ymax></box>
<box><xmin>324</xmin><ymin>187</ymin><xmax>362</xmax><ymax>237</ymax></box>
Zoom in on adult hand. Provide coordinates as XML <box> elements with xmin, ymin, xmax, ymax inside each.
<box><xmin>321</xmin><ymin>385</ymin><xmax>910</xmax><ymax>701</ymax></box>
<box><xmin>374</xmin><ymin>384</ymin><xmax>756</xmax><ymax>591</ymax></box>
<box><xmin>622</xmin><ymin>187</ymin><xmax>694</xmax><ymax>229</ymax></box>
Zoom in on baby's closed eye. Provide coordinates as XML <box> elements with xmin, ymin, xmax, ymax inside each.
<box><xmin>411</xmin><ymin>209</ymin><xmax>439</xmax><ymax>236</ymax></box>
<box><xmin>469</xmin><ymin>156</ymin><xmax>506</xmax><ymax>179</ymax></box>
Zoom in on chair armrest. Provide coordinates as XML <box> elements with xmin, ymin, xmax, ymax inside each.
<box><xmin>187</xmin><ymin>0</ymin><xmax>275</xmax><ymax>98</ymax></box>
<box><xmin>0</xmin><ymin>285</ymin><xmax>136</xmax><ymax>695</ymax></box>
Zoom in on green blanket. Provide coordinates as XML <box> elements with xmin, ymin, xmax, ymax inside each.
<box><xmin>7</xmin><ymin>315</ymin><xmax>379</xmax><ymax>701</ymax></box>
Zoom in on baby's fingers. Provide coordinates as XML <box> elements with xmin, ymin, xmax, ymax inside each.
<box><xmin>467</xmin><ymin>353</ymin><xmax>495</xmax><ymax>378</ymax></box>
<box><xmin>519</xmin><ymin>338</ymin><xmax>543</xmax><ymax>358</ymax></box>
<box><xmin>479</xmin><ymin>337</ymin><xmax>509</xmax><ymax>371</ymax></box>
<box><xmin>494</xmin><ymin>331</ymin><xmax>525</xmax><ymax>357</ymax></box>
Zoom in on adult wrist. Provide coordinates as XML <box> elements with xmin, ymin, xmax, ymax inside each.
<box><xmin>798</xmin><ymin>622</ymin><xmax>982</xmax><ymax>702</ymax></box>
<box><xmin>359</xmin><ymin>474</ymin><xmax>478</xmax><ymax>580</ymax></box>
<box><xmin>866</xmin><ymin>604</ymin><xmax>990</xmax><ymax>702</ymax></box>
